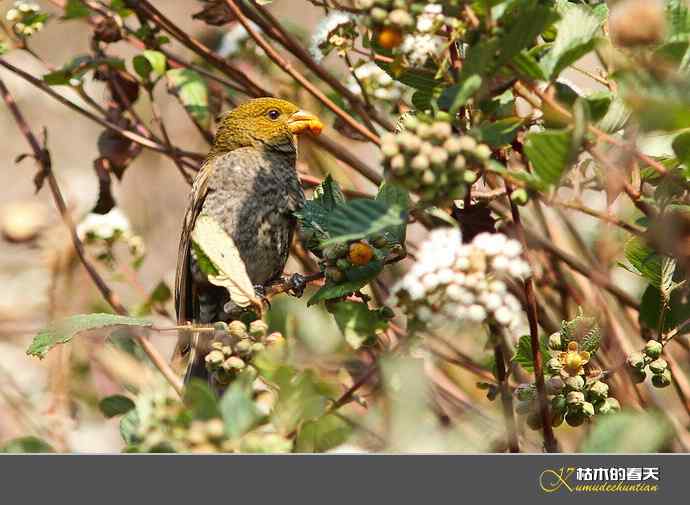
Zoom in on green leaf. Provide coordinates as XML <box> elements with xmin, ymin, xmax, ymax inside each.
<box><xmin>495</xmin><ymin>2</ymin><xmax>558</xmax><ymax>69</ymax></box>
<box><xmin>623</xmin><ymin>237</ymin><xmax>675</xmax><ymax>293</ymax></box>
<box><xmin>313</xmin><ymin>174</ymin><xmax>345</xmax><ymax>210</ymax></box>
<box><xmin>541</xmin><ymin>3</ymin><xmax>604</xmax><ymax>79</ymax></box>
<box><xmin>271</xmin><ymin>368</ymin><xmax>334</xmax><ymax>433</ymax></box>
<box><xmin>560</xmin><ymin>311</ymin><xmax>600</xmax><ymax>355</ymax></box>
<box><xmin>440</xmin><ymin>74</ymin><xmax>483</xmax><ymax>115</ymax></box>
<box><xmin>1</xmin><ymin>436</ymin><xmax>55</xmax><ymax>453</ymax></box>
<box><xmin>511</xmin><ymin>50</ymin><xmax>546</xmax><ymax>81</ymax></box>
<box><xmin>619</xmin><ymin>71</ymin><xmax>690</xmax><ymax>132</ymax></box>
<box><xmin>219</xmin><ymin>370</ymin><xmax>262</xmax><ymax>439</ymax></box>
<box><xmin>472</xmin><ymin>117</ymin><xmax>524</xmax><ymax>148</ymax></box>
<box><xmin>328</xmin><ymin>301</ymin><xmax>389</xmax><ymax>349</ymax></box>
<box><xmin>99</xmin><ymin>395</ymin><xmax>136</xmax><ymax>418</ymax></box>
<box><xmin>166</xmin><ymin>68</ymin><xmax>211</xmax><ymax>129</ymax></box>
<box><xmin>63</xmin><ymin>0</ymin><xmax>91</xmax><ymax>19</ymax></box>
<box><xmin>43</xmin><ymin>55</ymin><xmax>125</xmax><ymax>86</ymax></box>
<box><xmin>523</xmin><ymin>129</ymin><xmax>575</xmax><ymax>186</ymax></box>
<box><xmin>119</xmin><ymin>409</ymin><xmax>140</xmax><ymax>445</ymax></box>
<box><xmin>581</xmin><ymin>411</ymin><xmax>671</xmax><ymax>453</ymax></box>
<box><xmin>597</xmin><ymin>96</ymin><xmax>630</xmax><ymax>133</ymax></box>
<box><xmin>133</xmin><ymin>50</ymin><xmax>166</xmax><ymax>81</ymax></box>
<box><xmin>307</xmin><ymin>264</ymin><xmax>382</xmax><ymax>306</ymax></box>
<box><xmin>512</xmin><ymin>334</ymin><xmax>550</xmax><ymax>372</ymax></box>
<box><xmin>321</xmin><ymin>199</ymin><xmax>406</xmax><ymax>246</ymax></box>
<box><xmin>672</xmin><ymin>130</ymin><xmax>690</xmax><ymax>167</ymax></box>
<box><xmin>640</xmin><ymin>285</ymin><xmax>690</xmax><ymax>333</ymax></box>
<box><xmin>295</xmin><ymin>414</ymin><xmax>351</xmax><ymax>453</ymax></box>
<box><xmin>27</xmin><ymin>313</ymin><xmax>153</xmax><ymax>358</ymax></box>
<box><xmin>183</xmin><ymin>379</ymin><xmax>221</xmax><ymax>420</ymax></box>
<box><xmin>375</xmin><ymin>181</ymin><xmax>409</xmax><ymax>245</ymax></box>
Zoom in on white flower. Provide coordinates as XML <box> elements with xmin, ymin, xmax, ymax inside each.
<box><xmin>401</xmin><ymin>34</ymin><xmax>443</xmax><ymax>66</ymax></box>
<box><xmin>6</xmin><ymin>8</ymin><xmax>19</xmax><ymax>21</ymax></box>
<box><xmin>217</xmin><ymin>23</ymin><xmax>250</xmax><ymax>57</ymax></box>
<box><xmin>346</xmin><ymin>62</ymin><xmax>407</xmax><ymax>105</ymax></box>
<box><xmin>309</xmin><ymin>11</ymin><xmax>357</xmax><ymax>62</ymax></box>
<box><xmin>390</xmin><ymin>229</ymin><xmax>530</xmax><ymax>331</ymax></box>
<box><xmin>77</xmin><ymin>207</ymin><xmax>131</xmax><ymax>240</ymax></box>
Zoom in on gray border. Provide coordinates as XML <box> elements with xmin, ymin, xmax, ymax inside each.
<box><xmin>0</xmin><ymin>454</ymin><xmax>687</xmax><ymax>504</ymax></box>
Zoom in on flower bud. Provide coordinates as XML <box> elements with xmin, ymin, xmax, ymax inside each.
<box><xmin>389</xmin><ymin>154</ymin><xmax>406</xmax><ymax>175</ymax></box>
<box><xmin>325</xmin><ymin>266</ymin><xmax>345</xmax><ymax>283</ymax></box>
<box><xmin>515</xmin><ymin>383</ymin><xmax>535</xmax><ymax>402</ymax></box>
<box><xmin>626</xmin><ymin>351</ymin><xmax>646</xmax><ymax>370</ymax></box>
<box><xmin>644</xmin><ymin>340</ymin><xmax>663</xmax><ymax>360</ymax></box>
<box><xmin>564</xmin><ymin>375</ymin><xmax>584</xmax><ymax>391</ymax></box>
<box><xmin>228</xmin><ymin>320</ymin><xmax>248</xmax><ymax>339</ymax></box>
<box><xmin>566</xmin><ymin>410</ymin><xmax>586</xmax><ymax>427</ymax></box>
<box><xmin>249</xmin><ymin>320</ymin><xmax>268</xmax><ymax>338</ymax></box>
<box><xmin>410</xmin><ymin>154</ymin><xmax>430</xmax><ymax>172</ymax></box>
<box><xmin>648</xmin><ymin>358</ymin><xmax>668</xmax><ymax>375</ymax></box>
<box><xmin>588</xmin><ymin>380</ymin><xmax>609</xmax><ymax>400</ymax></box>
<box><xmin>474</xmin><ymin>144</ymin><xmax>492</xmax><ymax>160</ymax></box>
<box><xmin>235</xmin><ymin>339</ymin><xmax>253</xmax><ymax>356</ymax></box>
<box><xmin>457</xmin><ymin>135</ymin><xmax>477</xmax><ymax>151</ymax></box>
<box><xmin>205</xmin><ymin>350</ymin><xmax>225</xmax><ymax>370</ymax></box>
<box><xmin>551</xmin><ymin>394</ymin><xmax>567</xmax><ymax>415</ymax></box>
<box><xmin>205</xmin><ymin>419</ymin><xmax>225</xmax><ymax>440</ymax></box>
<box><xmin>388</xmin><ymin>9</ymin><xmax>413</xmax><ymax>28</ymax></box>
<box><xmin>223</xmin><ymin>356</ymin><xmax>246</xmax><ymax>371</ymax></box>
<box><xmin>421</xmin><ymin>170</ymin><xmax>436</xmax><ymax>186</ymax></box>
<box><xmin>430</xmin><ymin>121</ymin><xmax>452</xmax><ymax>141</ymax></box>
<box><xmin>510</xmin><ymin>188</ymin><xmax>529</xmax><ymax>206</ymax></box>
<box><xmin>547</xmin><ymin>332</ymin><xmax>562</xmax><ymax>351</ymax></box>
<box><xmin>546</xmin><ymin>357</ymin><xmax>562</xmax><ymax>375</ymax></box>
<box><xmin>381</xmin><ymin>141</ymin><xmax>399</xmax><ymax>157</ymax></box>
<box><xmin>429</xmin><ymin>146</ymin><xmax>449</xmax><ymax>166</ymax></box>
<box><xmin>348</xmin><ymin>241</ymin><xmax>375</xmax><ymax>265</ymax></box>
<box><xmin>652</xmin><ymin>369</ymin><xmax>672</xmax><ymax>388</ymax></box>
<box><xmin>545</xmin><ymin>376</ymin><xmax>565</xmax><ymax>395</ymax></box>
<box><xmin>566</xmin><ymin>391</ymin><xmax>585</xmax><ymax>406</ymax></box>
<box><xmin>526</xmin><ymin>412</ymin><xmax>542</xmax><ymax>430</ymax></box>
<box><xmin>336</xmin><ymin>258</ymin><xmax>351</xmax><ymax>271</ymax></box>
<box><xmin>581</xmin><ymin>401</ymin><xmax>595</xmax><ymax>418</ymax></box>
<box><xmin>627</xmin><ymin>366</ymin><xmax>647</xmax><ymax>384</ymax></box>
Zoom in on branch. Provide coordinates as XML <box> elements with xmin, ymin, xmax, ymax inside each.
<box><xmin>0</xmin><ymin>76</ymin><xmax>183</xmax><ymax>396</ymax></box>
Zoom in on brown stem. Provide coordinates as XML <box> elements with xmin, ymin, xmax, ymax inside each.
<box><xmin>492</xmin><ymin>334</ymin><xmax>520</xmax><ymax>453</ymax></box>
<box><xmin>0</xmin><ymin>76</ymin><xmax>183</xmax><ymax>396</ymax></box>
<box><xmin>506</xmin><ymin>185</ymin><xmax>558</xmax><ymax>452</ymax></box>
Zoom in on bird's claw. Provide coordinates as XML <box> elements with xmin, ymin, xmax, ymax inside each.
<box><xmin>285</xmin><ymin>273</ymin><xmax>307</xmax><ymax>298</ymax></box>
<box><xmin>253</xmin><ymin>284</ymin><xmax>271</xmax><ymax>309</ymax></box>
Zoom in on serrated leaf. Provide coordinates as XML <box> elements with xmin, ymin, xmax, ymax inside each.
<box><xmin>511</xmin><ymin>50</ymin><xmax>546</xmax><ymax>81</ymax></box>
<box><xmin>99</xmin><ymin>394</ymin><xmax>136</xmax><ymax>418</ymax></box>
<box><xmin>512</xmin><ymin>334</ymin><xmax>549</xmax><ymax>372</ymax></box>
<box><xmin>313</xmin><ymin>174</ymin><xmax>345</xmax><ymax>210</ymax></box>
<box><xmin>321</xmin><ymin>199</ymin><xmax>406</xmax><ymax>246</ymax></box>
<box><xmin>27</xmin><ymin>313</ymin><xmax>153</xmax><ymax>358</ymax></box>
<box><xmin>184</xmin><ymin>379</ymin><xmax>221</xmax><ymax>420</ymax></box>
<box><xmin>581</xmin><ymin>411</ymin><xmax>671</xmax><ymax>453</ymax></box>
<box><xmin>523</xmin><ymin>128</ymin><xmax>575</xmax><ymax>186</ymax></box>
<box><xmin>1</xmin><ymin>436</ymin><xmax>55</xmax><ymax>453</ymax></box>
<box><xmin>541</xmin><ymin>3</ymin><xmax>604</xmax><ymax>79</ymax></box>
<box><xmin>439</xmin><ymin>74</ymin><xmax>483</xmax><ymax>115</ymax></box>
<box><xmin>623</xmin><ymin>237</ymin><xmax>677</xmax><ymax>295</ymax></box>
<box><xmin>166</xmin><ymin>68</ymin><xmax>210</xmax><ymax>129</ymax></box>
<box><xmin>472</xmin><ymin>117</ymin><xmax>524</xmax><ymax>148</ymax></box>
<box><xmin>219</xmin><ymin>370</ymin><xmax>262</xmax><ymax>439</ymax></box>
<box><xmin>560</xmin><ymin>312</ymin><xmax>601</xmax><ymax>355</ymax></box>
<box><xmin>375</xmin><ymin>181</ymin><xmax>409</xmax><ymax>244</ymax></box>
<box><xmin>639</xmin><ymin>284</ymin><xmax>690</xmax><ymax>332</ymax></box>
<box><xmin>191</xmin><ymin>215</ymin><xmax>257</xmax><ymax>308</ymax></box>
<box><xmin>295</xmin><ymin>414</ymin><xmax>351</xmax><ymax>453</ymax></box>
<box><xmin>328</xmin><ymin>301</ymin><xmax>389</xmax><ymax>349</ymax></box>
<box><xmin>307</xmin><ymin>272</ymin><xmax>378</xmax><ymax>306</ymax></box>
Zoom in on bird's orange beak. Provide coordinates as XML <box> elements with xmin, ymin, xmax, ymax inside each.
<box><xmin>287</xmin><ymin>110</ymin><xmax>323</xmax><ymax>136</ymax></box>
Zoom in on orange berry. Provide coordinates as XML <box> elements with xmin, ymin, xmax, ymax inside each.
<box><xmin>348</xmin><ymin>241</ymin><xmax>375</xmax><ymax>265</ymax></box>
<box><xmin>377</xmin><ymin>27</ymin><xmax>403</xmax><ymax>49</ymax></box>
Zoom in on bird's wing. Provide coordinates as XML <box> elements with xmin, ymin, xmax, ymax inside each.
<box><xmin>172</xmin><ymin>159</ymin><xmax>214</xmax><ymax>368</ymax></box>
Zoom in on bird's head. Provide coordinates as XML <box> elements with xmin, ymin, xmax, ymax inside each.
<box><xmin>211</xmin><ymin>97</ymin><xmax>323</xmax><ymax>156</ymax></box>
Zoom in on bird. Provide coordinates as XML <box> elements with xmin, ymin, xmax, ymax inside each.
<box><xmin>173</xmin><ymin>97</ymin><xmax>323</xmax><ymax>387</ymax></box>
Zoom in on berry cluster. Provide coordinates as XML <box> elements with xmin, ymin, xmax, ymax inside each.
<box><xmin>381</xmin><ymin>116</ymin><xmax>490</xmax><ymax>205</ymax></box>
<box><xmin>204</xmin><ymin>320</ymin><xmax>286</xmax><ymax>385</ymax></box>
<box><xmin>515</xmin><ymin>321</ymin><xmax>619</xmax><ymax>430</ymax></box>
<box><xmin>320</xmin><ymin>238</ymin><xmax>389</xmax><ymax>284</ymax></box>
<box><xmin>5</xmin><ymin>1</ymin><xmax>46</xmax><ymax>37</ymax></box>
<box><xmin>132</xmin><ymin>387</ymin><xmax>287</xmax><ymax>453</ymax></box>
<box><xmin>346</xmin><ymin>62</ymin><xmax>407</xmax><ymax>107</ymax></box>
<box><xmin>391</xmin><ymin>228</ymin><xmax>529</xmax><ymax>331</ymax></box>
<box><xmin>626</xmin><ymin>340</ymin><xmax>671</xmax><ymax>388</ymax></box>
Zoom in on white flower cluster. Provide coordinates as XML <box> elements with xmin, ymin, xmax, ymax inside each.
<box><xmin>77</xmin><ymin>207</ymin><xmax>130</xmax><ymax>240</ymax></box>
<box><xmin>5</xmin><ymin>1</ymin><xmax>44</xmax><ymax>37</ymax></box>
<box><xmin>400</xmin><ymin>33</ymin><xmax>445</xmax><ymax>66</ymax></box>
<box><xmin>309</xmin><ymin>11</ymin><xmax>359</xmax><ymax>62</ymax></box>
<box><xmin>346</xmin><ymin>62</ymin><xmax>407</xmax><ymax>104</ymax></box>
<box><xmin>391</xmin><ymin>228</ymin><xmax>530</xmax><ymax>331</ymax></box>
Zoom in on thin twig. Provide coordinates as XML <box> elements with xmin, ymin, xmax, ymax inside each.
<box><xmin>0</xmin><ymin>76</ymin><xmax>183</xmax><ymax>396</ymax></box>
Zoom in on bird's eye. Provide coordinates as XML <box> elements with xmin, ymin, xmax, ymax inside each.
<box><xmin>267</xmin><ymin>109</ymin><xmax>280</xmax><ymax>120</ymax></box>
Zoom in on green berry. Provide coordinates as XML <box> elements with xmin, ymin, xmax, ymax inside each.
<box><xmin>648</xmin><ymin>358</ymin><xmax>668</xmax><ymax>375</ymax></box>
<box><xmin>235</xmin><ymin>339</ymin><xmax>252</xmax><ymax>356</ymax></box>
<box><xmin>644</xmin><ymin>340</ymin><xmax>663</xmax><ymax>359</ymax></box>
<box><xmin>588</xmin><ymin>380</ymin><xmax>609</xmax><ymax>400</ymax></box>
<box><xmin>626</xmin><ymin>352</ymin><xmax>646</xmax><ymax>370</ymax></box>
<box><xmin>565</xmin><ymin>375</ymin><xmax>585</xmax><ymax>391</ymax></box>
<box><xmin>628</xmin><ymin>366</ymin><xmax>647</xmax><ymax>384</ymax></box>
<box><xmin>526</xmin><ymin>412</ymin><xmax>542</xmax><ymax>430</ymax></box>
<box><xmin>223</xmin><ymin>356</ymin><xmax>246</xmax><ymax>371</ymax></box>
<box><xmin>581</xmin><ymin>401</ymin><xmax>595</xmax><ymax>418</ymax></box>
<box><xmin>566</xmin><ymin>410</ymin><xmax>586</xmax><ymax>427</ymax></box>
<box><xmin>204</xmin><ymin>350</ymin><xmax>225</xmax><ymax>370</ymax></box>
<box><xmin>551</xmin><ymin>394</ymin><xmax>567</xmax><ymax>415</ymax></box>
<box><xmin>515</xmin><ymin>399</ymin><xmax>533</xmax><ymax>415</ymax></box>
<box><xmin>515</xmin><ymin>384</ymin><xmax>535</xmax><ymax>401</ymax></box>
<box><xmin>566</xmin><ymin>391</ymin><xmax>585</xmax><ymax>406</ymax></box>
<box><xmin>545</xmin><ymin>376</ymin><xmax>565</xmax><ymax>395</ymax></box>
<box><xmin>213</xmin><ymin>321</ymin><xmax>229</xmax><ymax>333</ymax></box>
<box><xmin>546</xmin><ymin>358</ymin><xmax>562</xmax><ymax>375</ymax></box>
<box><xmin>228</xmin><ymin>320</ymin><xmax>248</xmax><ymax>339</ymax></box>
<box><xmin>249</xmin><ymin>320</ymin><xmax>268</xmax><ymax>338</ymax></box>
<box><xmin>510</xmin><ymin>188</ymin><xmax>529</xmax><ymax>206</ymax></box>
<box><xmin>652</xmin><ymin>369</ymin><xmax>672</xmax><ymax>388</ymax></box>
